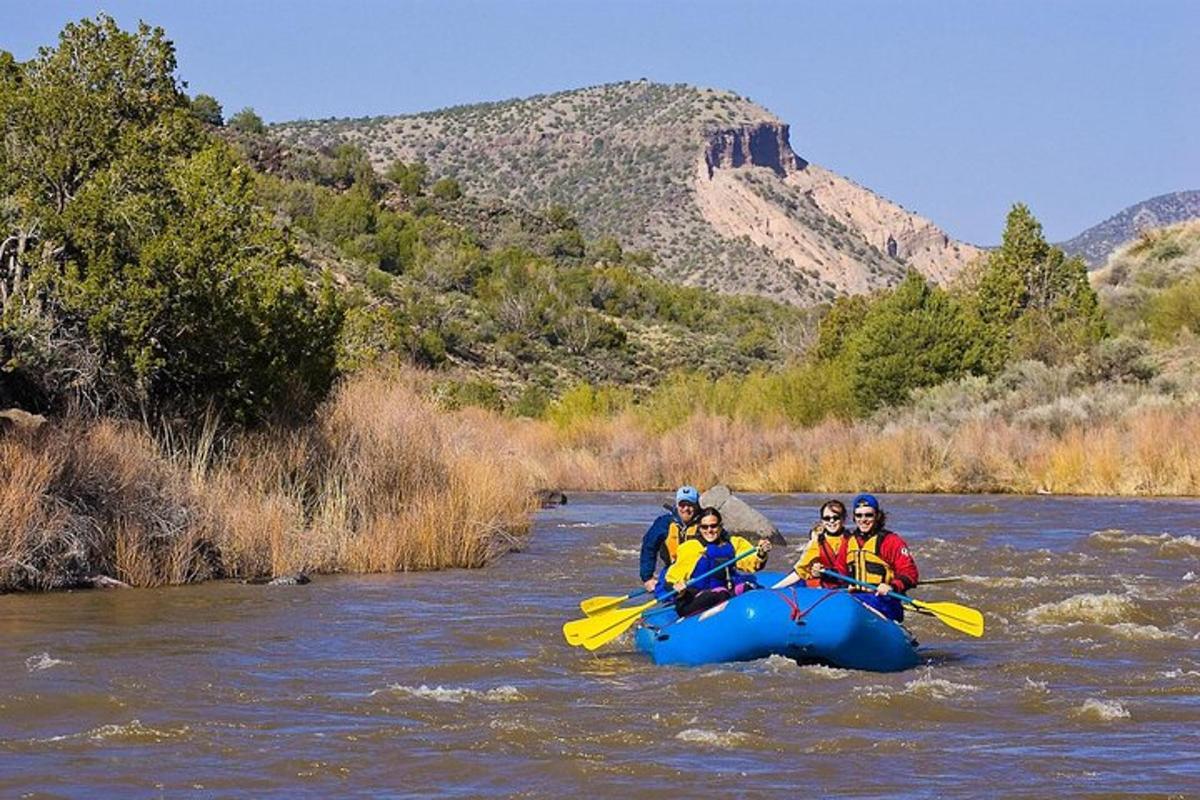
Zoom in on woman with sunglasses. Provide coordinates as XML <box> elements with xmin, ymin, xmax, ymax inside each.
<box><xmin>773</xmin><ymin>499</ymin><xmax>849</xmax><ymax>590</ymax></box>
<box><xmin>665</xmin><ymin>506</ymin><xmax>772</xmax><ymax>617</ymax></box>
<box><xmin>773</xmin><ymin>494</ymin><xmax>918</xmax><ymax>622</ymax></box>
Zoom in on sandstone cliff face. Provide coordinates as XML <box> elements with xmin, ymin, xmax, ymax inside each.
<box><xmin>704</xmin><ymin>122</ymin><xmax>807</xmax><ymax>178</ymax></box>
<box><xmin>694</xmin><ymin>121</ymin><xmax>981</xmax><ymax>292</ymax></box>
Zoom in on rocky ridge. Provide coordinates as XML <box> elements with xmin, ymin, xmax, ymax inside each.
<box><xmin>273</xmin><ymin>81</ymin><xmax>982</xmax><ymax>304</ymax></box>
<box><xmin>1062</xmin><ymin>190</ymin><xmax>1200</xmax><ymax>268</ymax></box>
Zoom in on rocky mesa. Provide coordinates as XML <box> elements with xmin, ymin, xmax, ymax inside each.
<box><xmin>274</xmin><ymin>81</ymin><xmax>981</xmax><ymax>305</ymax></box>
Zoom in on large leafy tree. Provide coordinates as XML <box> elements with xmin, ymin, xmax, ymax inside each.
<box><xmin>0</xmin><ymin>15</ymin><xmax>340</xmax><ymax>421</ymax></box>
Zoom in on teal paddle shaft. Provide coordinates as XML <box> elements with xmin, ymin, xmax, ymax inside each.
<box><xmin>652</xmin><ymin>546</ymin><xmax>763</xmax><ymax>603</ymax></box>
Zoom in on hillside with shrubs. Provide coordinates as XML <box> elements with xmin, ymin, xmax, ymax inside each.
<box><xmin>2</xmin><ymin>16</ymin><xmax>1197</xmax><ymax>592</ymax></box>
<box><xmin>273</xmin><ymin>81</ymin><xmax>980</xmax><ymax>305</ymax></box>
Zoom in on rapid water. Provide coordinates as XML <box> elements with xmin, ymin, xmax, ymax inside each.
<box><xmin>2</xmin><ymin>493</ymin><xmax>1198</xmax><ymax>798</ymax></box>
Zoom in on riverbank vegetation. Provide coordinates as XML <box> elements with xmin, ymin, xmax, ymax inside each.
<box><xmin>1</xmin><ymin>370</ymin><xmax>531</xmax><ymax>591</ymax></box>
<box><xmin>2</xmin><ymin>17</ymin><xmax>1198</xmax><ymax>591</ymax></box>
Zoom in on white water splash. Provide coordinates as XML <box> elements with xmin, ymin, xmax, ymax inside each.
<box><xmin>675</xmin><ymin>728</ymin><xmax>749</xmax><ymax>747</ymax></box>
<box><xmin>25</xmin><ymin>652</ymin><xmax>70</xmax><ymax>672</ymax></box>
<box><xmin>1160</xmin><ymin>668</ymin><xmax>1200</xmax><ymax>679</ymax></box>
<box><xmin>1089</xmin><ymin>530</ymin><xmax>1200</xmax><ymax>555</ymax></box>
<box><xmin>1074</xmin><ymin>698</ymin><xmax>1130</xmax><ymax>721</ymax></box>
<box><xmin>1105</xmin><ymin>622</ymin><xmax>1177</xmax><ymax>641</ymax></box>
<box><xmin>902</xmin><ymin>671</ymin><xmax>979</xmax><ymax>700</ymax></box>
<box><xmin>377</xmin><ymin>684</ymin><xmax>525</xmax><ymax>704</ymax></box>
<box><xmin>597</xmin><ymin>542</ymin><xmax>639</xmax><ymax>557</ymax></box>
<box><xmin>36</xmin><ymin>719</ymin><xmax>188</xmax><ymax>743</ymax></box>
<box><xmin>796</xmin><ymin>664</ymin><xmax>853</xmax><ymax>680</ymax></box>
<box><xmin>1025</xmin><ymin>593</ymin><xmax>1135</xmax><ymax>625</ymax></box>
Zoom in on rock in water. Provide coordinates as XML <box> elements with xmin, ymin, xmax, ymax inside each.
<box><xmin>534</xmin><ymin>489</ymin><xmax>568</xmax><ymax>507</ymax></box>
<box><xmin>267</xmin><ymin>573</ymin><xmax>311</xmax><ymax>586</ymax></box>
<box><xmin>700</xmin><ymin>485</ymin><xmax>786</xmax><ymax>545</ymax></box>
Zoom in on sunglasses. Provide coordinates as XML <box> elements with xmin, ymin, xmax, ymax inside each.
<box><xmin>821</xmin><ymin>515</ymin><xmax>843</xmax><ymax>522</ymax></box>
<box><xmin>853</xmin><ymin>512</ymin><xmax>876</xmax><ymax>519</ymax></box>
<box><xmin>698</xmin><ymin>523</ymin><xmax>721</xmax><ymax>531</ymax></box>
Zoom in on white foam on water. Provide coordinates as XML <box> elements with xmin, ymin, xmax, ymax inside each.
<box><xmin>36</xmin><ymin>719</ymin><xmax>188</xmax><ymax>744</ymax></box>
<box><xmin>597</xmin><ymin>542</ymin><xmax>639</xmax><ymax>557</ymax></box>
<box><xmin>1088</xmin><ymin>530</ymin><xmax>1200</xmax><ymax>555</ymax></box>
<box><xmin>795</xmin><ymin>664</ymin><xmax>853</xmax><ymax>680</ymax></box>
<box><xmin>1074</xmin><ymin>698</ymin><xmax>1130</xmax><ymax>721</ymax></box>
<box><xmin>1160</xmin><ymin>668</ymin><xmax>1200</xmax><ymax>679</ymax></box>
<box><xmin>959</xmin><ymin>573</ymin><xmax>1090</xmax><ymax>588</ymax></box>
<box><xmin>377</xmin><ymin>684</ymin><xmax>526</xmax><ymax>704</ymax></box>
<box><xmin>1105</xmin><ymin>622</ymin><xmax>1177</xmax><ymax>641</ymax></box>
<box><xmin>675</xmin><ymin>728</ymin><xmax>749</xmax><ymax>747</ymax></box>
<box><xmin>1183</xmin><ymin>571</ymin><xmax>1196</xmax><ymax>581</ymax></box>
<box><xmin>1023</xmin><ymin>677</ymin><xmax>1049</xmax><ymax>691</ymax></box>
<box><xmin>25</xmin><ymin>652</ymin><xmax>70</xmax><ymax>672</ymax></box>
<box><xmin>901</xmin><ymin>671</ymin><xmax>979</xmax><ymax>700</ymax></box>
<box><xmin>1025</xmin><ymin>593</ymin><xmax>1135</xmax><ymax>625</ymax></box>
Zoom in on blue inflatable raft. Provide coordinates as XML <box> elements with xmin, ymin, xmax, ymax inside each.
<box><xmin>633</xmin><ymin>572</ymin><xmax>920</xmax><ymax>672</ymax></box>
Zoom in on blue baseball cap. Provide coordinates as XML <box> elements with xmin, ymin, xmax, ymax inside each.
<box><xmin>852</xmin><ymin>493</ymin><xmax>879</xmax><ymax>511</ymax></box>
<box><xmin>675</xmin><ymin>485</ymin><xmax>700</xmax><ymax>506</ymax></box>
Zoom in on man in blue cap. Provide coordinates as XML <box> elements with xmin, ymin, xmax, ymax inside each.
<box><xmin>639</xmin><ymin>486</ymin><xmax>702</xmax><ymax>592</ymax></box>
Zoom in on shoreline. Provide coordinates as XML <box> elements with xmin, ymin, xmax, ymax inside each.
<box><xmin>4</xmin><ymin>369</ymin><xmax>1198</xmax><ymax>594</ymax></box>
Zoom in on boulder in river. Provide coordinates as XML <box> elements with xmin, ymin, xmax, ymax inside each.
<box><xmin>699</xmin><ymin>484</ymin><xmax>787</xmax><ymax>545</ymax></box>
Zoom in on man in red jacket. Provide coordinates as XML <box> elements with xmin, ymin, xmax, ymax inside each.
<box><xmin>812</xmin><ymin>493</ymin><xmax>918</xmax><ymax>621</ymax></box>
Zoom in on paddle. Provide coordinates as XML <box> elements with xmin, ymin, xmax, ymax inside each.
<box><xmin>821</xmin><ymin>570</ymin><xmax>985</xmax><ymax>637</ymax></box>
<box><xmin>579</xmin><ymin>587</ymin><xmax>649</xmax><ymax>617</ymax></box>
<box><xmin>563</xmin><ymin>547</ymin><xmax>763</xmax><ymax>650</ymax></box>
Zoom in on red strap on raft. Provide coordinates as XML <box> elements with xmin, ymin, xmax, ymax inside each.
<box><xmin>772</xmin><ymin>588</ymin><xmax>840</xmax><ymax>623</ymax></box>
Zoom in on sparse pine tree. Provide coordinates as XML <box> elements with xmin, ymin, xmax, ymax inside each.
<box><xmin>228</xmin><ymin>106</ymin><xmax>266</xmax><ymax>134</ymax></box>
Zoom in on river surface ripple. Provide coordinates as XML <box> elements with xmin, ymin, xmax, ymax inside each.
<box><xmin>2</xmin><ymin>493</ymin><xmax>1198</xmax><ymax>798</ymax></box>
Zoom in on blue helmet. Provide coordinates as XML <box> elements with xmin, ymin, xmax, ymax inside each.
<box><xmin>675</xmin><ymin>485</ymin><xmax>700</xmax><ymax>506</ymax></box>
<box><xmin>851</xmin><ymin>493</ymin><xmax>880</xmax><ymax>512</ymax></box>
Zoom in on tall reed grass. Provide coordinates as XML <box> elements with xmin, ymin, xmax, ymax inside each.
<box><xmin>3</xmin><ymin>365</ymin><xmax>1197</xmax><ymax>593</ymax></box>
<box><xmin>0</xmin><ymin>369</ymin><xmax>534</xmax><ymax>591</ymax></box>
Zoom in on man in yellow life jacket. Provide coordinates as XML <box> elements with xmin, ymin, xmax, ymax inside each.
<box><xmin>639</xmin><ymin>486</ymin><xmax>703</xmax><ymax>592</ymax></box>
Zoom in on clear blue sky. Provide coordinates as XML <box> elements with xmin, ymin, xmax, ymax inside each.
<box><xmin>7</xmin><ymin>0</ymin><xmax>1197</xmax><ymax>245</ymax></box>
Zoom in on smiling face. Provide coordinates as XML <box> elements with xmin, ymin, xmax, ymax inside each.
<box><xmin>853</xmin><ymin>505</ymin><xmax>877</xmax><ymax>533</ymax></box>
<box><xmin>697</xmin><ymin>513</ymin><xmax>722</xmax><ymax>542</ymax></box>
<box><xmin>677</xmin><ymin>501</ymin><xmax>699</xmax><ymax>525</ymax></box>
<box><xmin>820</xmin><ymin>503</ymin><xmax>845</xmax><ymax>534</ymax></box>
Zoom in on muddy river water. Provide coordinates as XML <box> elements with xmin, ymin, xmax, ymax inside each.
<box><xmin>2</xmin><ymin>493</ymin><xmax>1198</xmax><ymax>798</ymax></box>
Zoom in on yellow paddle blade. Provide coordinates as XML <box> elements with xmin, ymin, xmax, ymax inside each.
<box><xmin>562</xmin><ymin>600</ymin><xmax>656</xmax><ymax>648</ymax></box>
<box><xmin>580</xmin><ymin>600</ymin><xmax>657</xmax><ymax>651</ymax></box>
<box><xmin>563</xmin><ymin>604</ymin><xmax>630</xmax><ymax>644</ymax></box>
<box><xmin>911</xmin><ymin>599</ymin><xmax>985</xmax><ymax>637</ymax></box>
<box><xmin>579</xmin><ymin>595</ymin><xmax>628</xmax><ymax>616</ymax></box>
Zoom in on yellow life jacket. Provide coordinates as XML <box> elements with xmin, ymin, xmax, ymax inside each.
<box><xmin>664</xmin><ymin>520</ymin><xmax>699</xmax><ymax>563</ymax></box>
<box><xmin>847</xmin><ymin>532</ymin><xmax>895</xmax><ymax>588</ymax></box>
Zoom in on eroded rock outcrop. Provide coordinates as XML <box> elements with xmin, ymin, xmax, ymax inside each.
<box><xmin>704</xmin><ymin>122</ymin><xmax>807</xmax><ymax>178</ymax></box>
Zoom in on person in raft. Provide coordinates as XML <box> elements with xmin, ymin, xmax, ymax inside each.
<box><xmin>773</xmin><ymin>494</ymin><xmax>918</xmax><ymax>622</ymax></box>
<box><xmin>639</xmin><ymin>485</ymin><xmax>703</xmax><ymax>592</ymax></box>
<box><xmin>665</xmin><ymin>506</ymin><xmax>772</xmax><ymax>617</ymax></box>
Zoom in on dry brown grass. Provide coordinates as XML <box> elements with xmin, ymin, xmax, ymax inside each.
<box><xmin>4</xmin><ymin>366</ymin><xmax>1197</xmax><ymax>593</ymax></box>
<box><xmin>0</xmin><ymin>369</ymin><xmax>534</xmax><ymax>592</ymax></box>
<box><xmin>498</xmin><ymin>404</ymin><xmax>1200</xmax><ymax>498</ymax></box>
